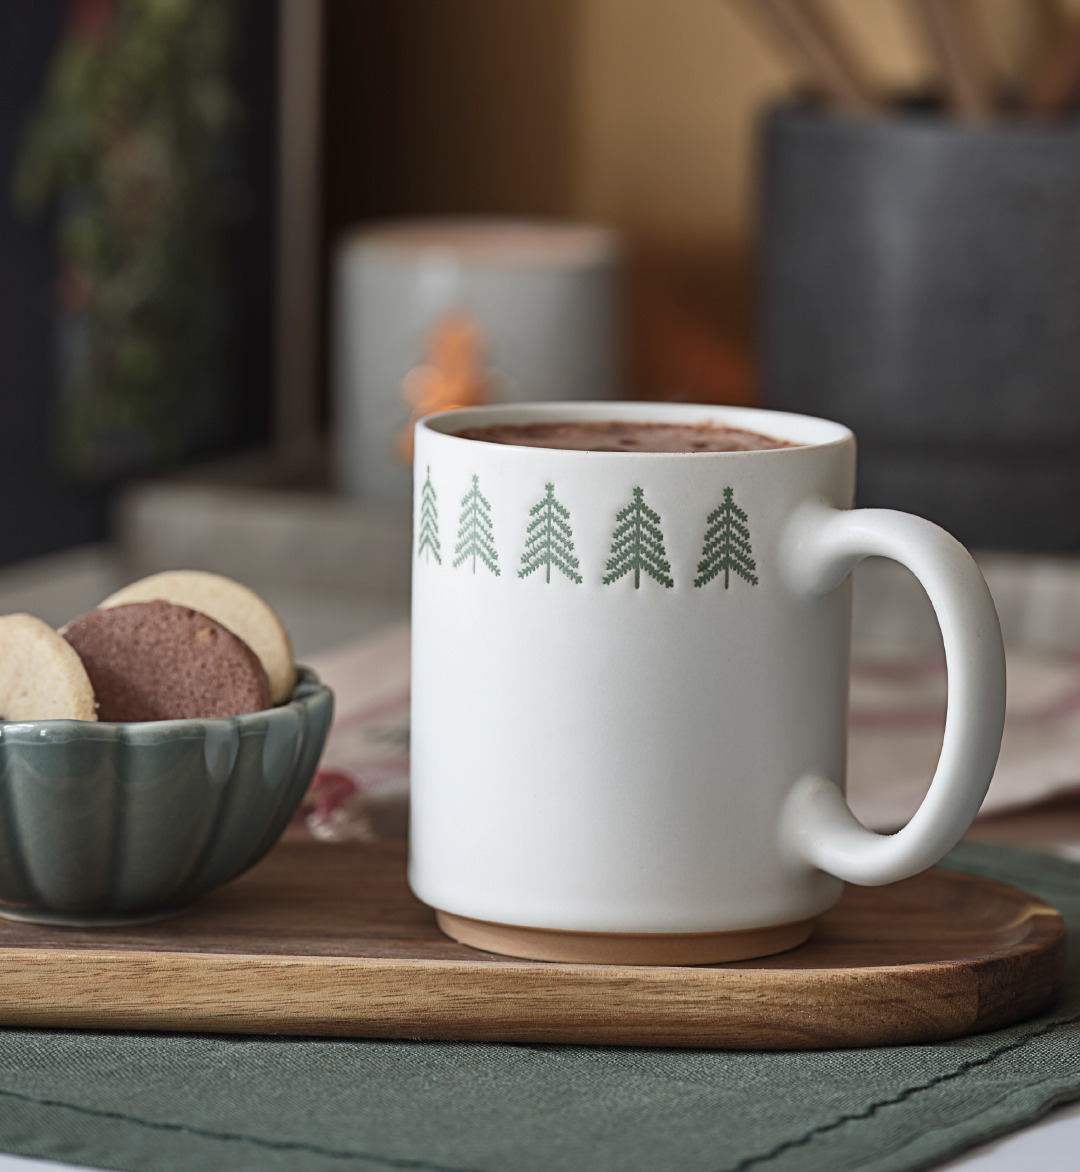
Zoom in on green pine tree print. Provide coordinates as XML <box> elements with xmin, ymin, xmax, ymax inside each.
<box><xmin>602</xmin><ymin>486</ymin><xmax>674</xmax><ymax>589</ymax></box>
<box><xmin>518</xmin><ymin>483</ymin><xmax>582</xmax><ymax>584</ymax></box>
<box><xmin>453</xmin><ymin>473</ymin><xmax>501</xmax><ymax>576</ymax></box>
<box><xmin>694</xmin><ymin>486</ymin><xmax>759</xmax><ymax>589</ymax></box>
<box><xmin>417</xmin><ymin>466</ymin><xmax>441</xmax><ymax>564</ymax></box>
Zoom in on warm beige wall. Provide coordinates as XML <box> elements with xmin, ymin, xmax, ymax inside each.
<box><xmin>325</xmin><ymin>0</ymin><xmax>580</xmax><ymax>227</ymax></box>
<box><xmin>574</xmin><ymin>0</ymin><xmax>790</xmax><ymax>243</ymax></box>
<box><xmin>571</xmin><ymin>0</ymin><xmax>1068</xmax><ymax>247</ymax></box>
<box><xmin>329</xmin><ymin>0</ymin><xmax>1071</xmax><ymax>246</ymax></box>
<box><xmin>325</xmin><ymin>0</ymin><xmax>1079</xmax><ymax>401</ymax></box>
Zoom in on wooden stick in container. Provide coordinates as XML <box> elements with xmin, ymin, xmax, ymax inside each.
<box><xmin>1026</xmin><ymin>19</ymin><xmax>1080</xmax><ymax>117</ymax></box>
<box><xmin>910</xmin><ymin>0</ymin><xmax>993</xmax><ymax>117</ymax></box>
<box><xmin>730</xmin><ymin>0</ymin><xmax>878</xmax><ymax>112</ymax></box>
<box><xmin>1030</xmin><ymin>0</ymin><xmax>1068</xmax><ymax>49</ymax></box>
<box><xmin>1018</xmin><ymin>0</ymin><xmax>1068</xmax><ymax>104</ymax></box>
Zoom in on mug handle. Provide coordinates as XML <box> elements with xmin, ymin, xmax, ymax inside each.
<box><xmin>779</xmin><ymin>502</ymin><xmax>1006</xmax><ymax>886</ymax></box>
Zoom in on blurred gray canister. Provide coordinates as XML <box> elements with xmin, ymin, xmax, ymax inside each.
<box><xmin>334</xmin><ymin>220</ymin><xmax>622</xmax><ymax>502</ymax></box>
<box><xmin>761</xmin><ymin>105</ymin><xmax>1080</xmax><ymax>552</ymax></box>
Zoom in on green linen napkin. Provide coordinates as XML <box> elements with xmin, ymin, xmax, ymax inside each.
<box><xmin>0</xmin><ymin>842</ymin><xmax>1077</xmax><ymax>1172</ymax></box>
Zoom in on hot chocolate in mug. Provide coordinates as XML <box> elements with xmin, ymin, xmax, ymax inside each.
<box><xmin>408</xmin><ymin>402</ymin><xmax>1006</xmax><ymax>964</ymax></box>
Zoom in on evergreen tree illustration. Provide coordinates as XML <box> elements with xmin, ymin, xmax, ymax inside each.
<box><xmin>602</xmin><ymin>486</ymin><xmax>674</xmax><ymax>589</ymax></box>
<box><xmin>453</xmin><ymin>473</ymin><xmax>501</xmax><ymax>575</ymax></box>
<box><xmin>694</xmin><ymin>486</ymin><xmax>759</xmax><ymax>589</ymax></box>
<box><xmin>416</xmin><ymin>465</ymin><xmax>442</xmax><ymax>564</ymax></box>
<box><xmin>518</xmin><ymin>482</ymin><xmax>582</xmax><ymax>584</ymax></box>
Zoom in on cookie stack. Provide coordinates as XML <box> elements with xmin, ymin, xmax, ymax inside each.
<box><xmin>0</xmin><ymin>571</ymin><xmax>294</xmax><ymax>722</ymax></box>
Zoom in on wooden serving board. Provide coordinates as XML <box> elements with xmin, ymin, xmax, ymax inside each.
<box><xmin>0</xmin><ymin>842</ymin><xmax>1064</xmax><ymax>1050</ymax></box>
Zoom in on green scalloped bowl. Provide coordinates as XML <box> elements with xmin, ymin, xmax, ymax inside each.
<box><xmin>0</xmin><ymin>667</ymin><xmax>333</xmax><ymax>925</ymax></box>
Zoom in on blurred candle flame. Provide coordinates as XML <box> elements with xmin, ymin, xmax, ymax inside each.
<box><xmin>398</xmin><ymin>311</ymin><xmax>490</xmax><ymax>463</ymax></box>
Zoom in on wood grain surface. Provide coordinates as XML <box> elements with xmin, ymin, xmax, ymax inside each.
<box><xmin>0</xmin><ymin>843</ymin><xmax>1063</xmax><ymax>1049</ymax></box>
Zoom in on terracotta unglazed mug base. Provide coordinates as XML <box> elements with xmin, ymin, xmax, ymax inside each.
<box><xmin>436</xmin><ymin>910</ymin><xmax>814</xmax><ymax>965</ymax></box>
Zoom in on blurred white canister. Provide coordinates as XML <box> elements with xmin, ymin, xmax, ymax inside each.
<box><xmin>333</xmin><ymin>219</ymin><xmax>622</xmax><ymax>502</ymax></box>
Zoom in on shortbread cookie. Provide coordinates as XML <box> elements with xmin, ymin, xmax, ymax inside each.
<box><xmin>0</xmin><ymin>613</ymin><xmax>97</xmax><ymax>721</ymax></box>
<box><xmin>63</xmin><ymin>601</ymin><xmax>271</xmax><ymax>722</ymax></box>
<box><xmin>98</xmin><ymin>570</ymin><xmax>295</xmax><ymax>703</ymax></box>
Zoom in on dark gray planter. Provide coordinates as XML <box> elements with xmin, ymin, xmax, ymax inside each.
<box><xmin>761</xmin><ymin>104</ymin><xmax>1080</xmax><ymax>551</ymax></box>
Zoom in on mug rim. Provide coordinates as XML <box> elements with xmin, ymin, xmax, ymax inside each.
<box><xmin>418</xmin><ymin>401</ymin><xmax>853</xmax><ymax>454</ymax></box>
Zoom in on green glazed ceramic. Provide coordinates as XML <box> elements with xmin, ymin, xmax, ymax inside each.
<box><xmin>0</xmin><ymin>667</ymin><xmax>333</xmax><ymax>925</ymax></box>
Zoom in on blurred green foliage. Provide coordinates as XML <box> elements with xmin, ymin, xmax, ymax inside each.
<box><xmin>14</xmin><ymin>0</ymin><xmax>238</xmax><ymax>480</ymax></box>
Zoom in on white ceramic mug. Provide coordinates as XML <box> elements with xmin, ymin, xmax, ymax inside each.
<box><xmin>408</xmin><ymin>402</ymin><xmax>1006</xmax><ymax>964</ymax></box>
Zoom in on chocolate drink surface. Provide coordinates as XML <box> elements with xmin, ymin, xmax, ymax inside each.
<box><xmin>454</xmin><ymin>420</ymin><xmax>797</xmax><ymax>453</ymax></box>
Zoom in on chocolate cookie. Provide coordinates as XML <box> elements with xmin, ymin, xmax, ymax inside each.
<box><xmin>98</xmin><ymin>570</ymin><xmax>296</xmax><ymax>704</ymax></box>
<box><xmin>62</xmin><ymin>601</ymin><xmax>271</xmax><ymax>722</ymax></box>
<box><xmin>0</xmin><ymin>613</ymin><xmax>97</xmax><ymax>721</ymax></box>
